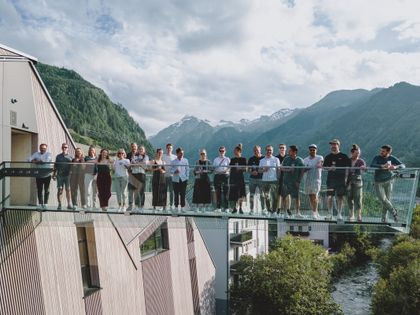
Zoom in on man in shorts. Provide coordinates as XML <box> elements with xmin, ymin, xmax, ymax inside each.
<box><xmin>281</xmin><ymin>145</ymin><xmax>305</xmax><ymax>218</ymax></box>
<box><xmin>303</xmin><ymin>144</ymin><xmax>323</xmax><ymax>219</ymax></box>
<box><xmin>52</xmin><ymin>143</ymin><xmax>73</xmax><ymax>210</ymax></box>
<box><xmin>323</xmin><ymin>139</ymin><xmax>351</xmax><ymax>220</ymax></box>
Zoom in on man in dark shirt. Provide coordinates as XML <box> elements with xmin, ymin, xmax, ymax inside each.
<box><xmin>248</xmin><ymin>145</ymin><xmax>264</xmax><ymax>214</ymax></box>
<box><xmin>276</xmin><ymin>143</ymin><xmax>287</xmax><ymax>213</ymax></box>
<box><xmin>370</xmin><ymin>144</ymin><xmax>405</xmax><ymax>223</ymax></box>
<box><xmin>323</xmin><ymin>139</ymin><xmax>351</xmax><ymax>220</ymax></box>
<box><xmin>52</xmin><ymin>143</ymin><xmax>73</xmax><ymax>210</ymax></box>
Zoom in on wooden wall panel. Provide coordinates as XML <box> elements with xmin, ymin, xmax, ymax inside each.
<box><xmin>142</xmin><ymin>250</ymin><xmax>175</xmax><ymax>315</ymax></box>
<box><xmin>167</xmin><ymin>217</ymin><xmax>195</xmax><ymax>315</ymax></box>
<box><xmin>93</xmin><ymin>216</ymin><xmax>147</xmax><ymax>315</ymax></box>
<box><xmin>34</xmin><ymin>212</ymin><xmax>86</xmax><ymax>315</ymax></box>
<box><xmin>191</xmin><ymin>219</ymin><xmax>216</xmax><ymax>315</ymax></box>
<box><xmin>0</xmin><ymin>210</ymin><xmax>46</xmax><ymax>315</ymax></box>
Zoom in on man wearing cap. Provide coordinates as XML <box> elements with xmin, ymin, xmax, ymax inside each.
<box><xmin>303</xmin><ymin>144</ymin><xmax>324</xmax><ymax>219</ymax></box>
<box><xmin>323</xmin><ymin>139</ymin><xmax>351</xmax><ymax>220</ymax></box>
<box><xmin>281</xmin><ymin>145</ymin><xmax>305</xmax><ymax>218</ymax></box>
<box><xmin>276</xmin><ymin>143</ymin><xmax>288</xmax><ymax>213</ymax></box>
<box><xmin>370</xmin><ymin>144</ymin><xmax>405</xmax><ymax>223</ymax></box>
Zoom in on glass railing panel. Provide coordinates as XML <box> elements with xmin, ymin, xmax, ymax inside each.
<box><xmin>0</xmin><ymin>162</ymin><xmax>417</xmax><ymax>231</ymax></box>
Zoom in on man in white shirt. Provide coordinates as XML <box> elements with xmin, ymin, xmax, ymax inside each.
<box><xmin>259</xmin><ymin>145</ymin><xmax>280</xmax><ymax>214</ymax></box>
<box><xmin>162</xmin><ymin>143</ymin><xmax>176</xmax><ymax>209</ymax></box>
<box><xmin>171</xmin><ymin>147</ymin><xmax>189</xmax><ymax>212</ymax></box>
<box><xmin>303</xmin><ymin>144</ymin><xmax>324</xmax><ymax>219</ymax></box>
<box><xmin>213</xmin><ymin>146</ymin><xmax>231</xmax><ymax>212</ymax></box>
<box><xmin>29</xmin><ymin>143</ymin><xmax>53</xmax><ymax>209</ymax></box>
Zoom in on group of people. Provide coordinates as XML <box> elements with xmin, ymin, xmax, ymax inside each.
<box><xmin>29</xmin><ymin>139</ymin><xmax>405</xmax><ymax>223</ymax></box>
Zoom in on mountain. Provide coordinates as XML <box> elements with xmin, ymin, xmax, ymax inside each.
<box><xmin>36</xmin><ymin>63</ymin><xmax>153</xmax><ymax>153</ymax></box>
<box><xmin>151</xmin><ymin>82</ymin><xmax>420</xmax><ymax>166</ymax></box>
<box><xmin>149</xmin><ymin>109</ymin><xmax>298</xmax><ymax>159</ymax></box>
<box><xmin>254</xmin><ymin>82</ymin><xmax>420</xmax><ymax>165</ymax></box>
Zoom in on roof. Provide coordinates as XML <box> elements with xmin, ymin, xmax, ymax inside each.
<box><xmin>0</xmin><ymin>43</ymin><xmax>38</xmax><ymax>63</ymax></box>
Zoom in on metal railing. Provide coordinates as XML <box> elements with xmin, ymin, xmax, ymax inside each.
<box><xmin>0</xmin><ymin>161</ymin><xmax>418</xmax><ymax>233</ymax></box>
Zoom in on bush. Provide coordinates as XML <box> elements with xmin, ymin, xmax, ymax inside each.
<box><xmin>229</xmin><ymin>235</ymin><xmax>343</xmax><ymax>315</ymax></box>
<box><xmin>409</xmin><ymin>205</ymin><xmax>420</xmax><ymax>239</ymax></box>
<box><xmin>372</xmin><ymin>259</ymin><xmax>420</xmax><ymax>315</ymax></box>
<box><xmin>376</xmin><ymin>237</ymin><xmax>420</xmax><ymax>279</ymax></box>
<box><xmin>330</xmin><ymin>242</ymin><xmax>356</xmax><ymax>278</ymax></box>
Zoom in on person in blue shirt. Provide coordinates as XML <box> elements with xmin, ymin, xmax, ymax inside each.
<box><xmin>171</xmin><ymin>147</ymin><xmax>189</xmax><ymax>212</ymax></box>
<box><xmin>370</xmin><ymin>144</ymin><xmax>405</xmax><ymax>223</ymax></box>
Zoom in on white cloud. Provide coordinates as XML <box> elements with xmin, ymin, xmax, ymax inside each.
<box><xmin>1</xmin><ymin>0</ymin><xmax>420</xmax><ymax>136</ymax></box>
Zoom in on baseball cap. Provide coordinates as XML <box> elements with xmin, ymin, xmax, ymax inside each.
<box><xmin>308</xmin><ymin>144</ymin><xmax>317</xmax><ymax>149</ymax></box>
<box><xmin>329</xmin><ymin>139</ymin><xmax>340</xmax><ymax>146</ymax></box>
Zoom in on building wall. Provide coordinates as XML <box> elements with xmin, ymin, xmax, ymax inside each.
<box><xmin>0</xmin><ymin>211</ymin><xmax>46</xmax><ymax>315</ymax></box>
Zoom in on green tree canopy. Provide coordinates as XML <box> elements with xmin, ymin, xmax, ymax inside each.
<box><xmin>229</xmin><ymin>235</ymin><xmax>342</xmax><ymax>315</ymax></box>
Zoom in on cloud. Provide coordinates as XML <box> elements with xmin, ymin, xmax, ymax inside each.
<box><xmin>1</xmin><ymin>0</ymin><xmax>420</xmax><ymax>136</ymax></box>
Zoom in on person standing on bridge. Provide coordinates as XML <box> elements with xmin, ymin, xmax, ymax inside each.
<box><xmin>347</xmin><ymin>144</ymin><xmax>366</xmax><ymax>222</ymax></box>
<box><xmin>213</xmin><ymin>146</ymin><xmax>230</xmax><ymax>212</ymax></box>
<box><xmin>29</xmin><ymin>143</ymin><xmax>53</xmax><ymax>210</ymax></box>
<box><xmin>151</xmin><ymin>148</ymin><xmax>167</xmax><ymax>211</ymax></box>
<box><xmin>52</xmin><ymin>143</ymin><xmax>73</xmax><ymax>210</ymax></box>
<box><xmin>163</xmin><ymin>143</ymin><xmax>176</xmax><ymax>209</ymax></box>
<box><xmin>370</xmin><ymin>144</ymin><xmax>405</xmax><ymax>223</ymax></box>
<box><xmin>171</xmin><ymin>148</ymin><xmax>189</xmax><ymax>212</ymax></box>
<box><xmin>70</xmin><ymin>148</ymin><xmax>86</xmax><ymax>210</ymax></box>
<box><xmin>259</xmin><ymin>145</ymin><xmax>281</xmax><ymax>215</ymax></box>
<box><xmin>248</xmin><ymin>145</ymin><xmax>265</xmax><ymax>214</ymax></box>
<box><xmin>228</xmin><ymin>144</ymin><xmax>247</xmax><ymax>214</ymax></box>
<box><xmin>323</xmin><ymin>139</ymin><xmax>351</xmax><ymax>221</ymax></box>
<box><xmin>192</xmin><ymin>149</ymin><xmax>212</xmax><ymax>211</ymax></box>
<box><xmin>95</xmin><ymin>149</ymin><xmax>113</xmax><ymax>211</ymax></box>
<box><xmin>303</xmin><ymin>144</ymin><xmax>323</xmax><ymax>219</ymax></box>
<box><xmin>282</xmin><ymin>145</ymin><xmax>305</xmax><ymax>218</ymax></box>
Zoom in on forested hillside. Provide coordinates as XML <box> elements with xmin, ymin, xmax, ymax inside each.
<box><xmin>36</xmin><ymin>63</ymin><xmax>153</xmax><ymax>153</ymax></box>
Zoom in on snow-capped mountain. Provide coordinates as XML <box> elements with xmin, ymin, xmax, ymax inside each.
<box><xmin>149</xmin><ymin>108</ymin><xmax>299</xmax><ymax>158</ymax></box>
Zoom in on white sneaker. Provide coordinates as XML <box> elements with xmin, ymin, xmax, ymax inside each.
<box><xmin>337</xmin><ymin>213</ymin><xmax>343</xmax><ymax>221</ymax></box>
<box><xmin>312</xmin><ymin>213</ymin><xmax>319</xmax><ymax>220</ymax></box>
<box><xmin>295</xmin><ymin>212</ymin><xmax>304</xmax><ymax>218</ymax></box>
<box><xmin>325</xmin><ymin>215</ymin><xmax>333</xmax><ymax>220</ymax></box>
<box><xmin>214</xmin><ymin>208</ymin><xmax>222</xmax><ymax>213</ymax></box>
<box><xmin>82</xmin><ymin>205</ymin><xmax>87</xmax><ymax>209</ymax></box>
<box><xmin>349</xmin><ymin>216</ymin><xmax>356</xmax><ymax>222</ymax></box>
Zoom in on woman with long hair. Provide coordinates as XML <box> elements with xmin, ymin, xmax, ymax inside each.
<box><xmin>151</xmin><ymin>148</ymin><xmax>167</xmax><ymax>210</ymax></box>
<box><xmin>192</xmin><ymin>149</ymin><xmax>212</xmax><ymax>211</ymax></box>
<box><xmin>84</xmin><ymin>146</ymin><xmax>97</xmax><ymax>209</ymax></box>
<box><xmin>70</xmin><ymin>147</ymin><xmax>86</xmax><ymax>209</ymax></box>
<box><xmin>113</xmin><ymin>149</ymin><xmax>130</xmax><ymax>211</ymax></box>
<box><xmin>95</xmin><ymin>149</ymin><xmax>113</xmax><ymax>211</ymax></box>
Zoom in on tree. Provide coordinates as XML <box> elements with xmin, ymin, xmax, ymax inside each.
<box><xmin>229</xmin><ymin>235</ymin><xmax>342</xmax><ymax>315</ymax></box>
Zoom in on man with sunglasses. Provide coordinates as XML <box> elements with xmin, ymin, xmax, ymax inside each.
<box><xmin>52</xmin><ymin>143</ymin><xmax>74</xmax><ymax>210</ymax></box>
<box><xmin>29</xmin><ymin>143</ymin><xmax>53</xmax><ymax>210</ymax></box>
<box><xmin>213</xmin><ymin>146</ymin><xmax>230</xmax><ymax>212</ymax></box>
<box><xmin>371</xmin><ymin>144</ymin><xmax>405</xmax><ymax>223</ymax></box>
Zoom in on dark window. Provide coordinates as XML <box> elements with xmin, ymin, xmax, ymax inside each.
<box><xmin>140</xmin><ymin>223</ymin><xmax>169</xmax><ymax>259</ymax></box>
<box><xmin>77</xmin><ymin>225</ymin><xmax>100</xmax><ymax>295</ymax></box>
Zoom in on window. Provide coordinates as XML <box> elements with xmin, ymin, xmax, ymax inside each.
<box><xmin>76</xmin><ymin>225</ymin><xmax>100</xmax><ymax>295</ymax></box>
<box><xmin>140</xmin><ymin>223</ymin><xmax>169</xmax><ymax>259</ymax></box>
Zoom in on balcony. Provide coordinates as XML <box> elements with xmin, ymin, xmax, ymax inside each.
<box><xmin>0</xmin><ymin>161</ymin><xmax>417</xmax><ymax>234</ymax></box>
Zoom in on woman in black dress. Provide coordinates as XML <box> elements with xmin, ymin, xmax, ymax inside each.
<box><xmin>192</xmin><ymin>149</ymin><xmax>212</xmax><ymax>211</ymax></box>
<box><xmin>152</xmin><ymin>148</ymin><xmax>167</xmax><ymax>210</ymax></box>
<box><xmin>229</xmin><ymin>144</ymin><xmax>247</xmax><ymax>214</ymax></box>
<box><xmin>95</xmin><ymin>149</ymin><xmax>113</xmax><ymax>211</ymax></box>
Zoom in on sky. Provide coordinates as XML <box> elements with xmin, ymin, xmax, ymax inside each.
<box><xmin>2</xmin><ymin>0</ymin><xmax>420</xmax><ymax>136</ymax></box>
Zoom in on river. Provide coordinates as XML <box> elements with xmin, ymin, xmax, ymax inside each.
<box><xmin>332</xmin><ymin>262</ymin><xmax>379</xmax><ymax>315</ymax></box>
<box><xmin>332</xmin><ymin>238</ymin><xmax>392</xmax><ymax>315</ymax></box>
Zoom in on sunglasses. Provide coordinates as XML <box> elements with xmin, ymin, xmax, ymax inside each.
<box><xmin>200</xmin><ymin>152</ymin><xmax>206</xmax><ymax>155</ymax></box>
<box><xmin>219</xmin><ymin>150</ymin><xmax>225</xmax><ymax>152</ymax></box>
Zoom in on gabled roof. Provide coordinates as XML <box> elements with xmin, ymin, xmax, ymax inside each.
<box><xmin>0</xmin><ymin>43</ymin><xmax>38</xmax><ymax>63</ymax></box>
